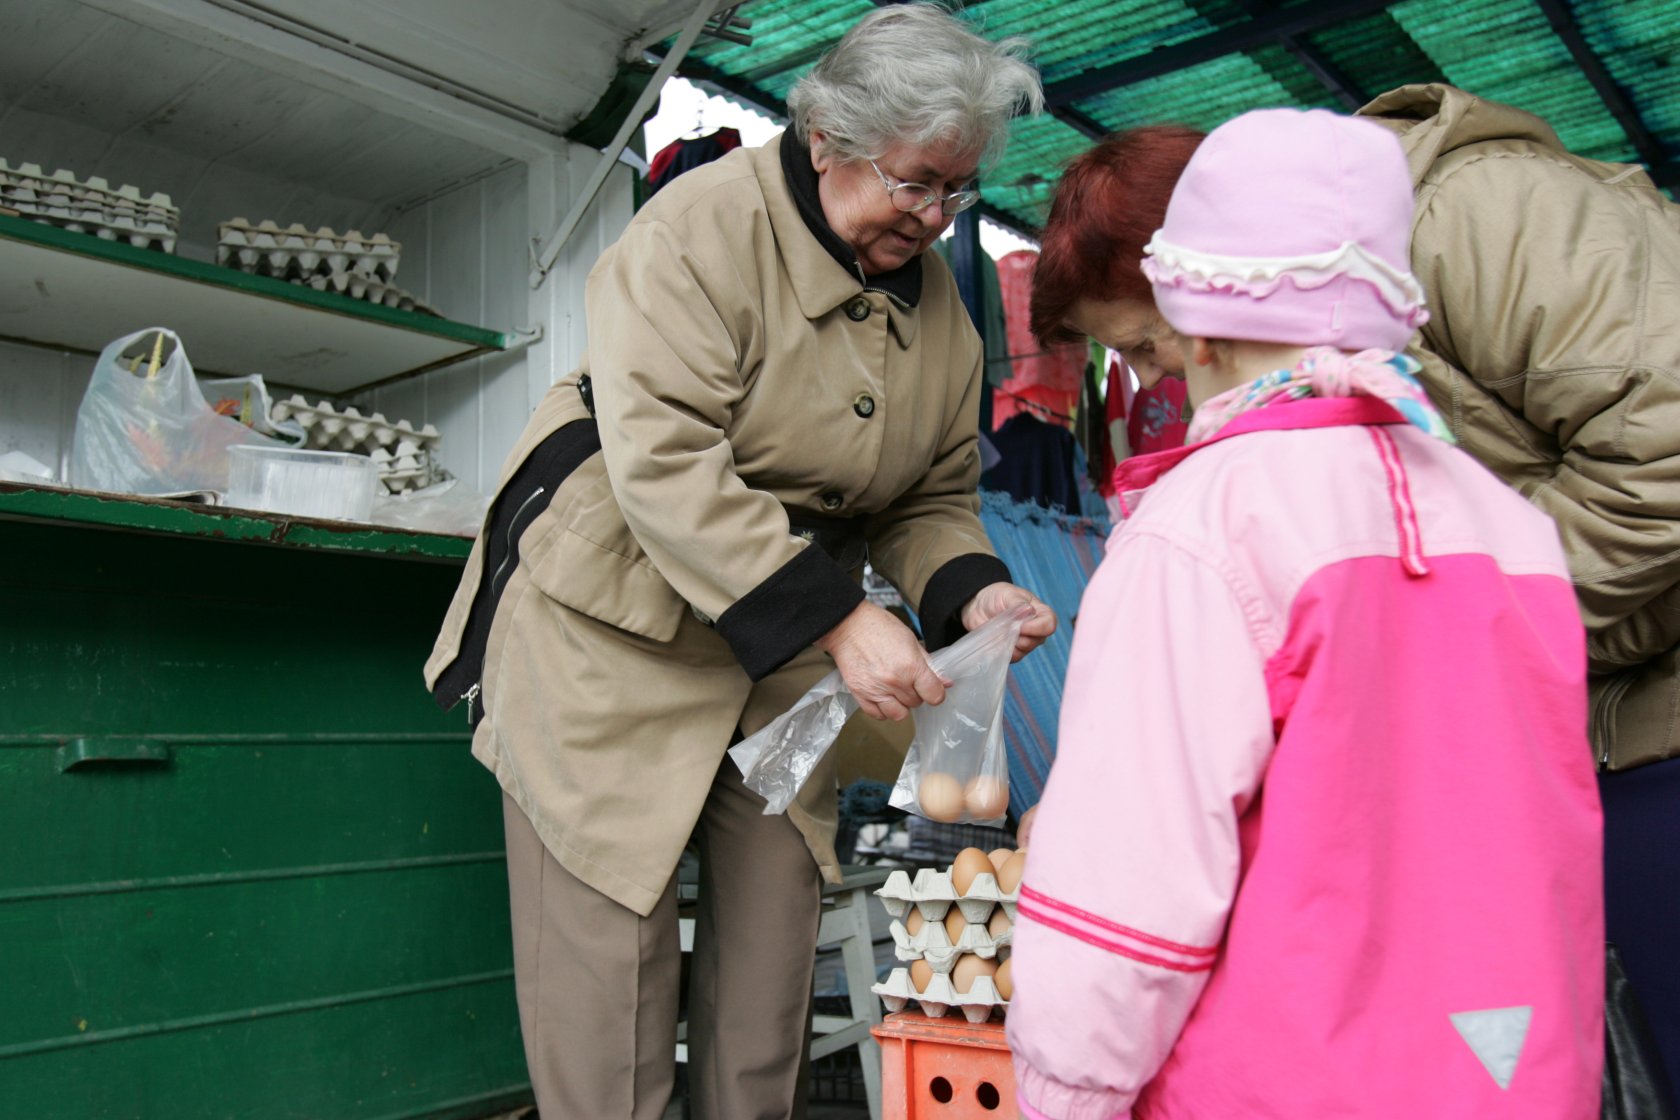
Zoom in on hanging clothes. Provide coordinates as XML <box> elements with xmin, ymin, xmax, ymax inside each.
<box><xmin>981</xmin><ymin>410</ymin><xmax>1082</xmax><ymax>515</ymax></box>
<box><xmin>648</xmin><ymin>127</ymin><xmax>743</xmax><ymax>194</ymax></box>
<box><xmin>993</xmin><ymin>250</ymin><xmax>1084</xmax><ymax>425</ymax></box>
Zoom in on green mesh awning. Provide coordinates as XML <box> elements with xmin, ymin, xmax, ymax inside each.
<box><xmin>663</xmin><ymin>0</ymin><xmax>1679</xmax><ymax>235</ymax></box>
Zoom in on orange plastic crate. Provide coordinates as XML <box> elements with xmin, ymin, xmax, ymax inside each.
<box><xmin>872</xmin><ymin>1009</ymin><xmax>1018</xmax><ymax>1118</ymax></box>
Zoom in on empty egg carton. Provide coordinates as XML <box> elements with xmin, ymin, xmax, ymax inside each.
<box><xmin>872</xmin><ymin>967</ymin><xmax>1007</xmax><ymax>1023</ymax></box>
<box><xmin>217</xmin><ymin>219</ymin><xmax>435</xmax><ymax>315</ymax></box>
<box><xmin>217</xmin><ymin>219</ymin><xmax>400</xmax><ymax>281</ymax></box>
<box><xmin>0</xmin><ymin>159</ymin><xmax>178</xmax><ymax>251</ymax></box>
<box><xmin>269</xmin><ymin>395</ymin><xmax>442</xmax><ymax>494</ymax></box>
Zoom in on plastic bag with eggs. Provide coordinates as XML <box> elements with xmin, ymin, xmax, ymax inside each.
<box><xmin>886</xmin><ymin>604</ymin><xmax>1031</xmax><ymax>827</ymax></box>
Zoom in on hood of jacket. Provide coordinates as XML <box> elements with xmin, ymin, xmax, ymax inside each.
<box><xmin>1357</xmin><ymin>83</ymin><xmax>1568</xmax><ymax>188</ymax></box>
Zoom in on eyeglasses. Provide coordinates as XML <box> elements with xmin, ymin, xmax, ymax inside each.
<box><xmin>869</xmin><ymin>159</ymin><xmax>980</xmax><ymax>216</ymax></box>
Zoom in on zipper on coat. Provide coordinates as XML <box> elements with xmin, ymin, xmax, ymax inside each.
<box><xmin>489</xmin><ymin>485</ymin><xmax>547</xmax><ymax>599</ymax></box>
<box><xmin>463</xmin><ymin>683</ymin><xmax>481</xmax><ymax>724</ymax></box>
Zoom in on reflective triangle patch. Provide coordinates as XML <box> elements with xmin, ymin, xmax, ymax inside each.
<box><xmin>1450</xmin><ymin>1006</ymin><xmax>1533</xmax><ymax>1090</ymax></box>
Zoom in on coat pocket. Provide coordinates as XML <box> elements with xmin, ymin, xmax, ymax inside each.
<box><xmin>523</xmin><ymin>465</ymin><xmax>686</xmax><ymax>643</ymax></box>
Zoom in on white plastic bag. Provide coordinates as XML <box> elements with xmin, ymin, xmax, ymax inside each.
<box><xmin>729</xmin><ymin>670</ymin><xmax>860</xmax><ymax>814</ymax></box>
<box><xmin>888</xmin><ymin>604</ymin><xmax>1029</xmax><ymax>827</ymax></box>
<box><xmin>69</xmin><ymin>328</ymin><xmax>290</xmax><ymax>496</ymax></box>
<box><xmin>367</xmin><ymin>479</ymin><xmax>491</xmax><ymax>537</ymax></box>
<box><xmin>730</xmin><ymin>604</ymin><xmax>1030</xmax><ymax>819</ymax></box>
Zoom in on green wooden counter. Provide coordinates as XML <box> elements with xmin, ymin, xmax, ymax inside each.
<box><xmin>0</xmin><ymin>484</ymin><xmax>531</xmax><ymax>1119</ymax></box>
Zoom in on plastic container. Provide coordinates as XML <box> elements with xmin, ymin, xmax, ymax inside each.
<box><xmin>873</xmin><ymin>1010</ymin><xmax>1018</xmax><ymax>1118</ymax></box>
<box><xmin>227</xmin><ymin>444</ymin><xmax>377</xmax><ymax>521</ymax></box>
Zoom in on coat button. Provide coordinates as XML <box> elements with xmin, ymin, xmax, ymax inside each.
<box><xmin>853</xmin><ymin>393</ymin><xmax>875</xmax><ymax>418</ymax></box>
<box><xmin>845</xmin><ymin>297</ymin><xmax>870</xmax><ymax>321</ymax></box>
<box><xmin>821</xmin><ymin>492</ymin><xmax>843</xmax><ymax>511</ymax></box>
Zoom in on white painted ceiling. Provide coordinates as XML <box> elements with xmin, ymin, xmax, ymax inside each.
<box><xmin>0</xmin><ymin>0</ymin><xmax>710</xmax><ymax>232</ymax></box>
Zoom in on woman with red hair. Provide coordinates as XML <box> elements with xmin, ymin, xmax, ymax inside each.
<box><xmin>1029</xmin><ymin>126</ymin><xmax>1203</xmax><ymax>388</ymax></box>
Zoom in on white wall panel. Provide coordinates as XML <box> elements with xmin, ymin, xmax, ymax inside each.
<box><xmin>0</xmin><ymin>340</ymin><xmax>93</xmax><ymax>482</ymax></box>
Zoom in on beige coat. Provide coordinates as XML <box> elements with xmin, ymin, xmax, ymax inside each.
<box><xmin>426</xmin><ymin>135</ymin><xmax>999</xmax><ymax>915</ymax></box>
<box><xmin>1359</xmin><ymin>84</ymin><xmax>1680</xmax><ymax>769</ymax></box>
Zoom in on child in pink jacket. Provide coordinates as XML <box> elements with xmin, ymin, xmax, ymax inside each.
<box><xmin>1006</xmin><ymin>108</ymin><xmax>1604</xmax><ymax>1119</ymax></box>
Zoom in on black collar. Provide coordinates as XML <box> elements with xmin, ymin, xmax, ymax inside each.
<box><xmin>779</xmin><ymin>130</ymin><xmax>922</xmax><ymax>308</ymax></box>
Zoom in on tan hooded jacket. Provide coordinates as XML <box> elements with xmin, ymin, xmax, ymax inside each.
<box><xmin>1360</xmin><ymin>84</ymin><xmax>1680</xmax><ymax>769</ymax></box>
<box><xmin>424</xmin><ymin>134</ymin><xmax>1006</xmax><ymax>914</ymax></box>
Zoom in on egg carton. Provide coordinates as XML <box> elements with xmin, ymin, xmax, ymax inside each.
<box><xmin>216</xmin><ymin>219</ymin><xmax>400</xmax><ymax>282</ymax></box>
<box><xmin>872</xmin><ymin>967</ymin><xmax>1007</xmax><ymax>1023</ymax></box>
<box><xmin>0</xmin><ymin>159</ymin><xmax>178</xmax><ymax>251</ymax></box>
<box><xmin>369</xmin><ymin>444</ymin><xmax>443</xmax><ymax>494</ymax></box>
<box><xmin>303</xmin><ymin>269</ymin><xmax>435</xmax><ymax>315</ymax></box>
<box><xmin>891</xmin><ymin>909</ymin><xmax>1013</xmax><ymax>966</ymax></box>
<box><xmin>876</xmin><ymin>867</ymin><xmax>1019</xmax><ymax>925</ymax></box>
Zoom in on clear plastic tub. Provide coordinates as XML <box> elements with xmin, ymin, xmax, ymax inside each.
<box><xmin>227</xmin><ymin>444</ymin><xmax>377</xmax><ymax>522</ymax></box>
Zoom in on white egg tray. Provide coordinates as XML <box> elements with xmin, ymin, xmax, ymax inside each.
<box><xmin>269</xmin><ymin>395</ymin><xmax>443</xmax><ymax>494</ymax></box>
<box><xmin>891</xmin><ymin>910</ymin><xmax>1013</xmax><ymax>966</ymax></box>
<box><xmin>0</xmin><ymin>159</ymin><xmax>178</xmax><ymax>251</ymax></box>
<box><xmin>303</xmin><ymin>270</ymin><xmax>434</xmax><ymax>315</ymax></box>
<box><xmin>875</xmin><ymin>867</ymin><xmax>1019</xmax><ymax>925</ymax></box>
<box><xmin>216</xmin><ymin>219</ymin><xmax>400</xmax><ymax>281</ymax></box>
<box><xmin>872</xmin><ymin>967</ymin><xmax>1007</xmax><ymax>1023</ymax></box>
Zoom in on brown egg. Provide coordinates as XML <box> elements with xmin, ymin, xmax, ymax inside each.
<box><xmin>987</xmin><ymin>908</ymin><xmax>1011</xmax><ymax>938</ymax></box>
<box><xmin>943</xmin><ymin>908</ymin><xmax>966</xmax><ymax>944</ymax></box>
<box><xmin>910</xmin><ymin>958</ymin><xmax>934</xmax><ymax>993</ymax></box>
<box><xmin>905</xmin><ymin>908</ymin><xmax>925</xmax><ymax>936</ymax></box>
<box><xmin>964</xmin><ymin>775</ymin><xmax>1009</xmax><ymax>819</ymax></box>
<box><xmin>950</xmin><ymin>952</ymin><xmax>998</xmax><ymax>995</ymax></box>
<box><xmin>918</xmin><ymin>772</ymin><xmax>965</xmax><ymax>822</ymax></box>
<box><xmin>995</xmin><ymin>957</ymin><xmax>1013</xmax><ymax>1000</ymax></box>
<box><xmin>986</xmin><ymin>847</ymin><xmax>1013</xmax><ymax>873</ymax></box>
<box><xmin>998</xmin><ymin>850</ymin><xmax>1028</xmax><ymax>893</ymax></box>
<box><xmin>950</xmin><ymin>847</ymin><xmax>994</xmax><ymax>894</ymax></box>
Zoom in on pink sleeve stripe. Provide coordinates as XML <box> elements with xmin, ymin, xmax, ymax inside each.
<box><xmin>1368</xmin><ymin>426</ymin><xmax>1429</xmax><ymax>577</ymax></box>
<box><xmin>1020</xmin><ymin>884</ymin><xmax>1219</xmax><ymax>957</ymax></box>
<box><xmin>1017</xmin><ymin>897</ymin><xmax>1217</xmax><ymax>973</ymax></box>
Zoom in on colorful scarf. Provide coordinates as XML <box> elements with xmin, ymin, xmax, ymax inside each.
<box><xmin>1184</xmin><ymin>347</ymin><xmax>1455</xmax><ymax>446</ymax></box>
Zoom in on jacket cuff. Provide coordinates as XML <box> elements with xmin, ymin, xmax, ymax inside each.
<box><xmin>716</xmin><ymin>544</ymin><xmax>865</xmax><ymax>682</ymax></box>
<box><xmin>1015</xmin><ymin>1060</ymin><xmax>1135</xmax><ymax>1120</ymax></box>
<box><xmin>918</xmin><ymin>553</ymin><xmax>1012</xmax><ymax>651</ymax></box>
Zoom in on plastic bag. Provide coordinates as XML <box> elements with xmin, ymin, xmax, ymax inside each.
<box><xmin>367</xmin><ymin>479</ymin><xmax>491</xmax><ymax>537</ymax></box>
<box><xmin>888</xmin><ymin>604</ymin><xmax>1030</xmax><ymax>827</ymax></box>
<box><xmin>729</xmin><ymin>670</ymin><xmax>860</xmax><ymax>813</ymax></box>
<box><xmin>730</xmin><ymin>603</ymin><xmax>1030</xmax><ymax>819</ymax></box>
<box><xmin>199</xmin><ymin>374</ymin><xmax>306</xmax><ymax>445</ymax></box>
<box><xmin>69</xmin><ymin>328</ymin><xmax>291</xmax><ymax>497</ymax></box>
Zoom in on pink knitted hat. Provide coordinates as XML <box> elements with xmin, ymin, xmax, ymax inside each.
<box><xmin>1142</xmin><ymin>108</ymin><xmax>1427</xmax><ymax>351</ymax></box>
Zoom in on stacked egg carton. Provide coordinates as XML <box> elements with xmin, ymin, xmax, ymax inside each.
<box><xmin>216</xmin><ymin>219</ymin><xmax>434</xmax><ymax>314</ymax></box>
<box><xmin>0</xmin><ymin>159</ymin><xmax>178</xmax><ymax>251</ymax></box>
<box><xmin>871</xmin><ymin>848</ymin><xmax>1026</xmax><ymax>1022</ymax></box>
<box><xmin>269</xmin><ymin>394</ymin><xmax>442</xmax><ymax>494</ymax></box>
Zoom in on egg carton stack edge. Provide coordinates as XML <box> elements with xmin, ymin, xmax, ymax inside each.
<box><xmin>0</xmin><ymin>158</ymin><xmax>178</xmax><ymax>252</ymax></box>
<box><xmin>270</xmin><ymin>395</ymin><xmax>443</xmax><ymax>494</ymax></box>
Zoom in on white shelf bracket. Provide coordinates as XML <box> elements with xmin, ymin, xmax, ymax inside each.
<box><xmin>528</xmin><ymin>0</ymin><xmax>721</xmax><ymax>289</ymax></box>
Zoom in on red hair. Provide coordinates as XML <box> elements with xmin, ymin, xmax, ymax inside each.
<box><xmin>1030</xmin><ymin>126</ymin><xmax>1205</xmax><ymax>345</ymax></box>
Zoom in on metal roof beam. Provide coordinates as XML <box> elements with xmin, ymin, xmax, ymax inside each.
<box><xmin>1230</xmin><ymin>0</ymin><xmax>1366</xmax><ymax>111</ymax></box>
<box><xmin>1043</xmin><ymin>0</ymin><xmax>1397</xmax><ymax>107</ymax></box>
<box><xmin>1533</xmin><ymin>0</ymin><xmax>1674</xmax><ymax>186</ymax></box>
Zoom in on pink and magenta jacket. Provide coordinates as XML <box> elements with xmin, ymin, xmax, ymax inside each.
<box><xmin>1006</xmin><ymin>397</ymin><xmax>1604</xmax><ymax>1119</ymax></box>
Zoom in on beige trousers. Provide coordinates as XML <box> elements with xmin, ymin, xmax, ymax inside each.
<box><xmin>502</xmin><ymin>754</ymin><xmax>823</xmax><ymax>1120</ymax></box>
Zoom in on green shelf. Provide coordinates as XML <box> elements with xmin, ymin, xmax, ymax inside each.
<box><xmin>0</xmin><ymin>483</ymin><xmax>473</xmax><ymax>562</ymax></box>
<box><xmin>0</xmin><ymin>212</ymin><xmax>511</xmax><ymax>395</ymax></box>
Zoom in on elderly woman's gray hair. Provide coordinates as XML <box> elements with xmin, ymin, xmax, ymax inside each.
<box><xmin>787</xmin><ymin>3</ymin><xmax>1043</xmax><ymax>169</ymax></box>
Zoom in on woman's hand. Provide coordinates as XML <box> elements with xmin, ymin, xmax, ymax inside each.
<box><xmin>960</xmin><ymin>582</ymin><xmax>1057</xmax><ymax>661</ymax></box>
<box><xmin>816</xmin><ymin>601</ymin><xmax>949</xmax><ymax>722</ymax></box>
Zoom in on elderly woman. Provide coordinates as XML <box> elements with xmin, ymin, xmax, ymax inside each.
<box><xmin>425</xmin><ymin>5</ymin><xmax>1052</xmax><ymax>1118</ymax></box>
